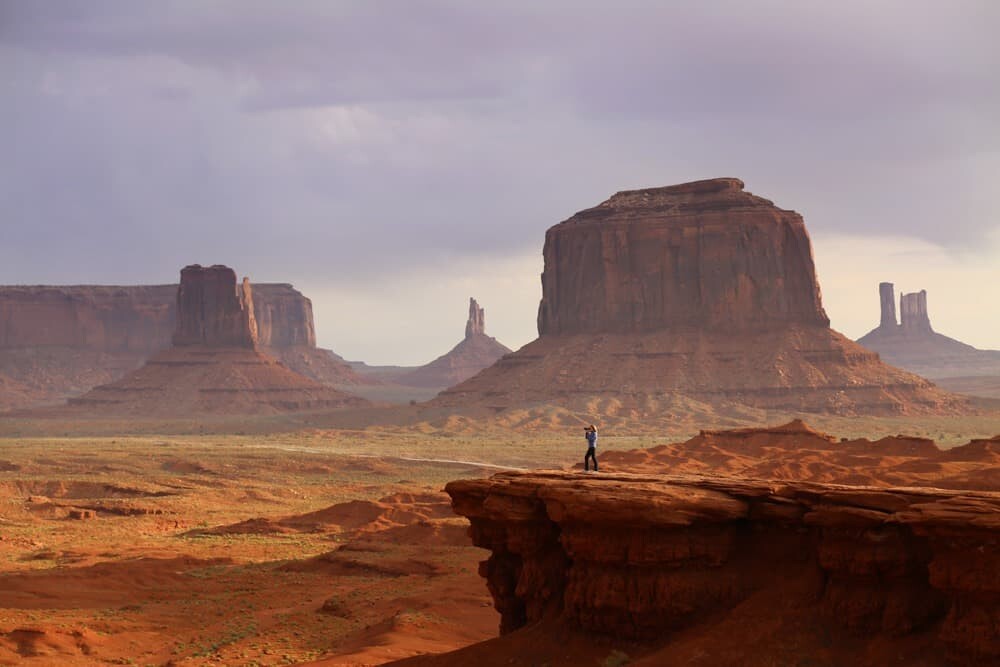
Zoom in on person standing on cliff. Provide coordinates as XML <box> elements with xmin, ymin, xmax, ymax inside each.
<box><xmin>584</xmin><ymin>425</ymin><xmax>598</xmax><ymax>472</ymax></box>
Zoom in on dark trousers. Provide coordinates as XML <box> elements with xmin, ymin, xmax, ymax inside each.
<box><xmin>584</xmin><ymin>447</ymin><xmax>598</xmax><ymax>471</ymax></box>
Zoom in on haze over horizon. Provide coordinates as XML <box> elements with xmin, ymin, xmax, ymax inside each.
<box><xmin>3</xmin><ymin>1</ymin><xmax>998</xmax><ymax>364</ymax></box>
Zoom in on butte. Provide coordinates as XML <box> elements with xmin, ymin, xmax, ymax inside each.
<box><xmin>435</xmin><ymin>178</ymin><xmax>964</xmax><ymax>415</ymax></box>
<box><xmin>69</xmin><ymin>265</ymin><xmax>368</xmax><ymax>415</ymax></box>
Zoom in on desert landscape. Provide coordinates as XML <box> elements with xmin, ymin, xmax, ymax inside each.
<box><xmin>2</xmin><ymin>177</ymin><xmax>999</xmax><ymax>666</ymax></box>
<box><xmin>3</xmin><ymin>4</ymin><xmax>998</xmax><ymax>667</ymax></box>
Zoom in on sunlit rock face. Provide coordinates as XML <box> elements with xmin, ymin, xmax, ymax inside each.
<box><xmin>536</xmin><ymin>177</ymin><xmax>829</xmax><ymax>336</ymax></box>
<box><xmin>447</xmin><ymin>468</ymin><xmax>1000</xmax><ymax>664</ymax></box>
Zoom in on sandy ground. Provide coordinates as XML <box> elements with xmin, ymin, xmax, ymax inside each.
<box><xmin>1</xmin><ymin>412</ymin><xmax>998</xmax><ymax>665</ymax></box>
<box><xmin>0</xmin><ymin>438</ymin><xmax>504</xmax><ymax>665</ymax></box>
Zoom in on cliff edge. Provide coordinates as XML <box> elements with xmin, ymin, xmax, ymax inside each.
<box><xmin>433</xmin><ymin>470</ymin><xmax>999</xmax><ymax>666</ymax></box>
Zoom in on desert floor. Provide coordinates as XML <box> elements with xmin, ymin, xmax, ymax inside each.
<box><xmin>2</xmin><ymin>411</ymin><xmax>999</xmax><ymax>665</ymax></box>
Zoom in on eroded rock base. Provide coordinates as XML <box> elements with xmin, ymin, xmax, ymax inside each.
<box><xmin>446</xmin><ymin>471</ymin><xmax>999</xmax><ymax>665</ymax></box>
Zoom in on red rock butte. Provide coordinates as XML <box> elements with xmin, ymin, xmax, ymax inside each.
<box><xmin>537</xmin><ymin>177</ymin><xmax>828</xmax><ymax>335</ymax></box>
<box><xmin>436</xmin><ymin>178</ymin><xmax>964</xmax><ymax>415</ymax></box>
<box><xmin>68</xmin><ymin>265</ymin><xmax>368</xmax><ymax>416</ymax></box>
<box><xmin>172</xmin><ymin>265</ymin><xmax>259</xmax><ymax>348</ymax></box>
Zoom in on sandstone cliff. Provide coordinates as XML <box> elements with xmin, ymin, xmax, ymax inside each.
<box><xmin>442</xmin><ymin>470</ymin><xmax>999</xmax><ymax>666</ymax></box>
<box><xmin>66</xmin><ymin>266</ymin><xmax>368</xmax><ymax>416</ymax></box>
<box><xmin>435</xmin><ymin>178</ymin><xmax>965</xmax><ymax>416</ymax></box>
<box><xmin>0</xmin><ymin>285</ymin><xmax>175</xmax><ymax>352</ymax></box>
<box><xmin>537</xmin><ymin>178</ymin><xmax>829</xmax><ymax>335</ymax></box>
<box><xmin>393</xmin><ymin>298</ymin><xmax>512</xmax><ymax>389</ymax></box>
<box><xmin>857</xmin><ymin>282</ymin><xmax>1000</xmax><ymax>382</ymax></box>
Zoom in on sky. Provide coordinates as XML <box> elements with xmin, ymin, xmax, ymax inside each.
<box><xmin>2</xmin><ymin>1</ymin><xmax>998</xmax><ymax>364</ymax></box>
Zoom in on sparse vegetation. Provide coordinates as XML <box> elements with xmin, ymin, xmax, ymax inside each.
<box><xmin>602</xmin><ymin>649</ymin><xmax>630</xmax><ymax>667</ymax></box>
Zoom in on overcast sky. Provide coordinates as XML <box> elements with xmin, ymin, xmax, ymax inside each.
<box><xmin>2</xmin><ymin>1</ymin><xmax>998</xmax><ymax>363</ymax></box>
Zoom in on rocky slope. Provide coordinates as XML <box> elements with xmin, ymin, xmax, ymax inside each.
<box><xmin>857</xmin><ymin>282</ymin><xmax>1000</xmax><ymax>381</ymax></box>
<box><xmin>0</xmin><ymin>279</ymin><xmax>366</xmax><ymax>410</ymax></box>
<box><xmin>394</xmin><ymin>299</ymin><xmax>512</xmax><ymax>389</ymax></box>
<box><xmin>436</xmin><ymin>178</ymin><xmax>963</xmax><ymax>416</ymax></box>
<box><xmin>440</xmin><ymin>469</ymin><xmax>999</xmax><ymax>666</ymax></box>
<box><xmin>66</xmin><ymin>265</ymin><xmax>367</xmax><ymax>415</ymax></box>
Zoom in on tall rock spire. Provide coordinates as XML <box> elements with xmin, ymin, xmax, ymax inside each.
<box><xmin>465</xmin><ymin>297</ymin><xmax>486</xmax><ymax>339</ymax></box>
<box><xmin>879</xmin><ymin>282</ymin><xmax>897</xmax><ymax>328</ymax></box>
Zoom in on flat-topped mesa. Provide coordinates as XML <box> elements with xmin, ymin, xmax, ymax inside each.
<box><xmin>172</xmin><ymin>265</ymin><xmax>258</xmax><ymax>348</ymax></box>
<box><xmin>537</xmin><ymin>177</ymin><xmax>829</xmax><ymax>336</ymax></box>
<box><xmin>465</xmin><ymin>297</ymin><xmax>486</xmax><ymax>339</ymax></box>
<box><xmin>879</xmin><ymin>282</ymin><xmax>898</xmax><ymax>328</ymax></box>
<box><xmin>900</xmin><ymin>289</ymin><xmax>933</xmax><ymax>333</ymax></box>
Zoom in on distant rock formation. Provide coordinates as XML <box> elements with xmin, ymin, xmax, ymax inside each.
<box><xmin>447</xmin><ymin>465</ymin><xmax>1000</xmax><ymax>663</ymax></box>
<box><xmin>0</xmin><ymin>278</ymin><xmax>368</xmax><ymax>411</ymax></box>
<box><xmin>857</xmin><ymin>282</ymin><xmax>1000</xmax><ymax>383</ymax></box>
<box><xmin>900</xmin><ymin>289</ymin><xmax>932</xmax><ymax>333</ymax></box>
<box><xmin>67</xmin><ymin>266</ymin><xmax>368</xmax><ymax>416</ymax></box>
<box><xmin>879</xmin><ymin>281</ymin><xmax>897</xmax><ymax>329</ymax></box>
<box><xmin>393</xmin><ymin>298</ymin><xmax>513</xmax><ymax>389</ymax></box>
<box><xmin>436</xmin><ymin>178</ymin><xmax>963</xmax><ymax>415</ymax></box>
<box><xmin>253</xmin><ymin>283</ymin><xmax>317</xmax><ymax>348</ymax></box>
<box><xmin>172</xmin><ymin>265</ymin><xmax>258</xmax><ymax>348</ymax></box>
<box><xmin>465</xmin><ymin>298</ymin><xmax>486</xmax><ymax>338</ymax></box>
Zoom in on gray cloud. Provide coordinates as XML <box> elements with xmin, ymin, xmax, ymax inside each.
<box><xmin>2</xmin><ymin>0</ymin><xmax>998</xmax><ymax>290</ymax></box>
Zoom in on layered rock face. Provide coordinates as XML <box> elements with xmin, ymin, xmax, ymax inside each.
<box><xmin>0</xmin><ymin>279</ymin><xmax>366</xmax><ymax>410</ymax></box>
<box><xmin>900</xmin><ymin>289</ymin><xmax>932</xmax><ymax>332</ymax></box>
<box><xmin>172</xmin><ymin>265</ymin><xmax>258</xmax><ymax>348</ymax></box>
<box><xmin>0</xmin><ymin>285</ymin><xmax>175</xmax><ymax>352</ymax></box>
<box><xmin>0</xmin><ymin>283</ymin><xmax>313</xmax><ymax>351</ymax></box>
<box><xmin>447</xmin><ymin>470</ymin><xmax>1000</xmax><ymax>665</ymax></box>
<box><xmin>254</xmin><ymin>284</ymin><xmax>317</xmax><ymax>348</ymax></box>
<box><xmin>858</xmin><ymin>283</ymin><xmax>1000</xmax><ymax>382</ymax></box>
<box><xmin>66</xmin><ymin>266</ymin><xmax>368</xmax><ymax>416</ymax></box>
<box><xmin>437</xmin><ymin>179</ymin><xmax>963</xmax><ymax>415</ymax></box>
<box><xmin>537</xmin><ymin>178</ymin><xmax>829</xmax><ymax>335</ymax></box>
<box><xmin>879</xmin><ymin>282</ymin><xmax>897</xmax><ymax>329</ymax></box>
<box><xmin>393</xmin><ymin>298</ymin><xmax>513</xmax><ymax>389</ymax></box>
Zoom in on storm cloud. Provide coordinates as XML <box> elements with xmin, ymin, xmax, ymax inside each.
<box><xmin>2</xmin><ymin>1</ymin><xmax>998</xmax><ymax>362</ymax></box>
